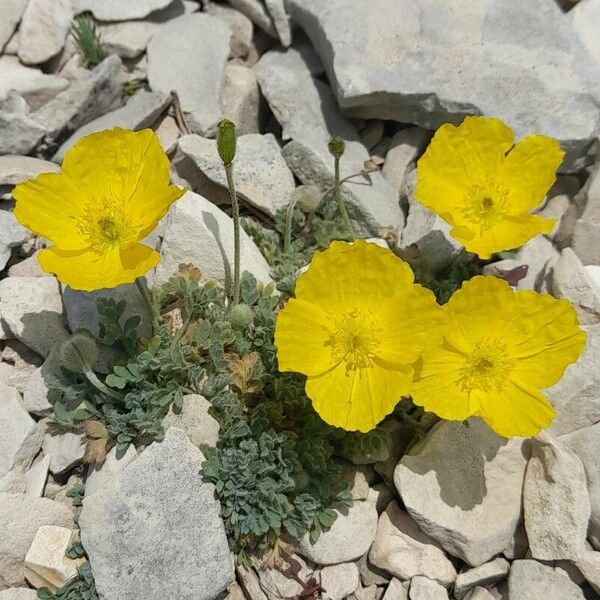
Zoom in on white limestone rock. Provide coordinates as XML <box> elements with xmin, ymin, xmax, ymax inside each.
<box><xmin>221</xmin><ymin>64</ymin><xmax>261</xmax><ymax>136</ymax></box>
<box><xmin>155</xmin><ymin>190</ymin><xmax>273</xmax><ymax>287</ymax></box>
<box><xmin>85</xmin><ymin>444</ymin><xmax>138</xmax><ymax>499</ymax></box>
<box><xmin>287</xmin><ymin>0</ymin><xmax>600</xmax><ymax>171</ymax></box>
<box><xmin>255</xmin><ymin>47</ymin><xmax>402</xmax><ymax>232</ymax></box>
<box><xmin>381</xmin><ymin>579</ymin><xmax>408</xmax><ymax>600</ymax></box>
<box><xmin>264</xmin><ymin>0</ymin><xmax>291</xmax><ymax>47</ymax></box>
<box><xmin>571</xmin><ymin>165</ymin><xmax>600</xmax><ymax>264</ymax></box>
<box><xmin>79</xmin><ymin>427</ymin><xmax>234</xmax><ymax>600</ymax></box>
<box><xmin>0</xmin><ymin>207</ymin><xmax>32</xmax><ymax>271</ymax></box>
<box><xmin>178</xmin><ymin>133</ymin><xmax>294</xmax><ymax>217</ymax></box>
<box><xmin>394</xmin><ymin>419</ymin><xmax>528</xmax><ymax>566</ymax></box>
<box><xmin>508</xmin><ymin>559</ymin><xmax>585</xmax><ymax>600</ymax></box>
<box><xmin>572</xmin><ymin>0</ymin><xmax>600</xmax><ymax>65</ymax></box>
<box><xmin>294</xmin><ymin>500</ymin><xmax>378</xmax><ymax>565</ymax></box>
<box><xmin>0</xmin><ymin>339</ymin><xmax>43</xmax><ymax>393</ymax></box>
<box><xmin>408</xmin><ymin>576</ymin><xmax>448</xmax><ymax>600</ymax></box>
<box><xmin>0</xmin><ymin>0</ymin><xmax>29</xmax><ymax>53</ymax></box>
<box><xmin>75</xmin><ymin>0</ymin><xmax>176</xmax><ymax>21</ymax></box>
<box><xmin>369</xmin><ymin>502</ymin><xmax>456</xmax><ymax>586</ymax></box>
<box><xmin>0</xmin><ymin>493</ymin><xmax>74</xmax><ymax>589</ymax></box>
<box><xmin>0</xmin><ymin>155</ymin><xmax>59</xmax><ymax>186</ymax></box>
<box><xmin>229</xmin><ymin>0</ymin><xmax>278</xmax><ymax>39</ymax></box>
<box><xmin>147</xmin><ymin>14</ymin><xmax>231</xmax><ymax>137</ymax></box>
<box><xmin>162</xmin><ymin>394</ymin><xmax>220</xmax><ymax>448</ymax></box>
<box><xmin>0</xmin><ymin>590</ymin><xmax>38</xmax><ymax>600</ymax></box>
<box><xmin>320</xmin><ymin>563</ymin><xmax>360</xmax><ymax>600</ymax></box>
<box><xmin>206</xmin><ymin>3</ymin><xmax>254</xmax><ymax>59</ymax></box>
<box><xmin>42</xmin><ymin>432</ymin><xmax>85</xmax><ymax>476</ymax></box>
<box><xmin>453</xmin><ymin>558</ymin><xmax>510</xmax><ymax>599</ymax></box>
<box><xmin>0</xmin><ymin>276</ymin><xmax>68</xmax><ymax>358</ymax></box>
<box><xmin>382</xmin><ymin>127</ymin><xmax>430</xmax><ymax>196</ymax></box>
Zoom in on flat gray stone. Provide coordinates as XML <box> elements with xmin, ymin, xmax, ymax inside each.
<box><xmin>394</xmin><ymin>419</ymin><xmax>528</xmax><ymax>566</ymax></box>
<box><xmin>53</xmin><ymin>90</ymin><xmax>170</xmax><ymax>161</ymax></box>
<box><xmin>264</xmin><ymin>0</ymin><xmax>291</xmax><ymax>46</ymax></box>
<box><xmin>75</xmin><ymin>0</ymin><xmax>176</xmax><ymax>21</ymax></box>
<box><xmin>454</xmin><ymin>558</ymin><xmax>510</xmax><ymax>599</ymax></box>
<box><xmin>221</xmin><ymin>63</ymin><xmax>261</xmax><ymax>136</ymax></box>
<box><xmin>0</xmin><ymin>155</ymin><xmax>59</xmax><ymax>186</ymax></box>
<box><xmin>0</xmin><ymin>0</ymin><xmax>28</xmax><ymax>53</ymax></box>
<box><xmin>508</xmin><ymin>560</ymin><xmax>585</xmax><ymax>600</ymax></box>
<box><xmin>22</xmin><ymin>344</ymin><xmax>60</xmax><ymax>417</ymax></box>
<box><xmin>0</xmin><ymin>589</ymin><xmax>38</xmax><ymax>600</ymax></box>
<box><xmin>0</xmin><ymin>108</ymin><xmax>46</xmax><ymax>156</ymax></box>
<box><xmin>155</xmin><ymin>190</ymin><xmax>272</xmax><ymax>288</ymax></box>
<box><xmin>162</xmin><ymin>394</ymin><xmax>219</xmax><ymax>448</ymax></box>
<box><xmin>147</xmin><ymin>13</ymin><xmax>231</xmax><ymax>137</ymax></box>
<box><xmin>320</xmin><ymin>563</ymin><xmax>360</xmax><ymax>600</ymax></box>
<box><xmin>79</xmin><ymin>427</ymin><xmax>234</xmax><ymax>600</ymax></box>
<box><xmin>408</xmin><ymin>576</ymin><xmax>448</xmax><ymax>600</ymax></box>
<box><xmin>206</xmin><ymin>4</ymin><xmax>254</xmax><ymax>59</ymax></box>
<box><xmin>571</xmin><ymin>165</ymin><xmax>600</xmax><ymax>265</ymax></box>
<box><xmin>0</xmin><ymin>339</ymin><xmax>43</xmax><ymax>393</ymax></box>
<box><xmin>288</xmin><ymin>0</ymin><xmax>600</xmax><ymax>171</ymax></box>
<box><xmin>42</xmin><ymin>432</ymin><xmax>85</xmax><ymax>476</ymax></box>
<box><xmin>572</xmin><ymin>0</ymin><xmax>600</xmax><ymax>65</ymax></box>
<box><xmin>178</xmin><ymin>133</ymin><xmax>295</xmax><ymax>217</ymax></box>
<box><xmin>255</xmin><ymin>47</ymin><xmax>402</xmax><ymax>232</ymax></box>
<box><xmin>229</xmin><ymin>0</ymin><xmax>278</xmax><ymax>39</ymax></box>
<box><xmin>85</xmin><ymin>444</ymin><xmax>138</xmax><ymax>499</ymax></box>
<box><xmin>0</xmin><ymin>207</ymin><xmax>32</xmax><ymax>270</ymax></box>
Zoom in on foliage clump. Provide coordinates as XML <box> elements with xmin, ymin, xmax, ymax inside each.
<box><xmin>70</xmin><ymin>14</ymin><xmax>106</xmax><ymax>68</ymax></box>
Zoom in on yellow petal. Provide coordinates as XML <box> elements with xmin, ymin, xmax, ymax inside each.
<box><xmin>39</xmin><ymin>243</ymin><xmax>159</xmax><ymax>291</ymax></box>
<box><xmin>13</xmin><ymin>172</ymin><xmax>89</xmax><ymax>250</ymax></box>
<box><xmin>274</xmin><ymin>298</ymin><xmax>336</xmax><ymax>376</ymax></box>
<box><xmin>416</xmin><ymin>116</ymin><xmax>515</xmax><ymax>222</ymax></box>
<box><xmin>508</xmin><ymin>292</ymin><xmax>586</xmax><ymax>389</ymax></box>
<box><xmin>451</xmin><ymin>213</ymin><xmax>554</xmax><ymax>259</ymax></box>
<box><xmin>376</xmin><ymin>286</ymin><xmax>447</xmax><ymax>367</ymax></box>
<box><xmin>476</xmin><ymin>380</ymin><xmax>555</xmax><ymax>438</ymax></box>
<box><xmin>61</xmin><ymin>128</ymin><xmax>184</xmax><ymax>240</ymax></box>
<box><xmin>500</xmin><ymin>134</ymin><xmax>565</xmax><ymax>213</ymax></box>
<box><xmin>295</xmin><ymin>240</ymin><xmax>415</xmax><ymax>313</ymax></box>
<box><xmin>306</xmin><ymin>360</ymin><xmax>412</xmax><ymax>432</ymax></box>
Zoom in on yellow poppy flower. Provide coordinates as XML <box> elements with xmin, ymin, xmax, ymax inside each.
<box><xmin>13</xmin><ymin>128</ymin><xmax>184</xmax><ymax>291</ymax></box>
<box><xmin>411</xmin><ymin>276</ymin><xmax>586</xmax><ymax>438</ymax></box>
<box><xmin>416</xmin><ymin>116</ymin><xmax>564</xmax><ymax>259</ymax></box>
<box><xmin>274</xmin><ymin>240</ymin><xmax>446</xmax><ymax>432</ymax></box>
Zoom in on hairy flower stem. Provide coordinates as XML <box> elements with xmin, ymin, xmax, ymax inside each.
<box><xmin>135</xmin><ymin>278</ymin><xmax>160</xmax><ymax>332</ymax></box>
<box><xmin>333</xmin><ymin>156</ymin><xmax>355</xmax><ymax>239</ymax></box>
<box><xmin>84</xmin><ymin>369</ymin><xmax>122</xmax><ymax>400</ymax></box>
<box><xmin>224</xmin><ymin>162</ymin><xmax>241</xmax><ymax>307</ymax></box>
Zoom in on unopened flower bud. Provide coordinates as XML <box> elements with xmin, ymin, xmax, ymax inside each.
<box><xmin>292</xmin><ymin>184</ymin><xmax>322</xmax><ymax>213</ymax></box>
<box><xmin>60</xmin><ymin>333</ymin><xmax>98</xmax><ymax>374</ymax></box>
<box><xmin>328</xmin><ymin>136</ymin><xmax>345</xmax><ymax>159</ymax></box>
<box><xmin>230</xmin><ymin>303</ymin><xmax>254</xmax><ymax>330</ymax></box>
<box><xmin>217</xmin><ymin>119</ymin><xmax>236</xmax><ymax>166</ymax></box>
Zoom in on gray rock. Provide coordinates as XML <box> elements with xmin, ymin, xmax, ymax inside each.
<box><xmin>155</xmin><ymin>190</ymin><xmax>272</xmax><ymax>288</ymax></box>
<box><xmin>79</xmin><ymin>427</ymin><xmax>234</xmax><ymax>600</ymax></box>
<box><xmin>33</xmin><ymin>55</ymin><xmax>123</xmax><ymax>151</ymax></box>
<box><xmin>534</xmin><ymin>176</ymin><xmax>581</xmax><ymax>245</ymax></box>
<box><xmin>85</xmin><ymin>444</ymin><xmax>138</xmax><ymax>499</ymax></box>
<box><xmin>462</xmin><ymin>588</ymin><xmax>498</xmax><ymax>600</ymax></box>
<box><xmin>7</xmin><ymin>252</ymin><xmax>47</xmax><ymax>278</ymax></box>
<box><xmin>0</xmin><ymin>493</ymin><xmax>74</xmax><ymax>589</ymax></box>
<box><xmin>221</xmin><ymin>64</ymin><xmax>261</xmax><ymax>136</ymax></box>
<box><xmin>381</xmin><ymin>579</ymin><xmax>408</xmax><ymax>600</ymax></box>
<box><xmin>369</xmin><ymin>501</ymin><xmax>456</xmax><ymax>586</ymax></box>
<box><xmin>42</xmin><ymin>432</ymin><xmax>85</xmax><ymax>476</ymax></box>
<box><xmin>162</xmin><ymin>394</ymin><xmax>220</xmax><ymax>448</ymax></box>
<box><xmin>236</xmin><ymin>564</ymin><xmax>268</xmax><ymax>600</ymax></box>
<box><xmin>382</xmin><ymin>128</ymin><xmax>430</xmax><ymax>196</ymax></box>
<box><xmin>548</xmin><ymin>324</ymin><xmax>600</xmax><ymax>436</ymax></box>
<box><xmin>264</xmin><ymin>0</ymin><xmax>291</xmax><ymax>46</ymax></box>
<box><xmin>24</xmin><ymin>455</ymin><xmax>50</xmax><ymax>497</ymax></box>
<box><xmin>287</xmin><ymin>0</ymin><xmax>600</xmax><ymax>170</ymax></box>
<box><xmin>571</xmin><ymin>166</ymin><xmax>600</xmax><ymax>264</ymax></box>
<box><xmin>561</xmin><ymin>423</ymin><xmax>600</xmax><ymax>549</ymax></box>
<box><xmin>508</xmin><ymin>560</ymin><xmax>585</xmax><ymax>600</ymax></box>
<box><xmin>394</xmin><ymin>419</ymin><xmax>528</xmax><ymax>566</ymax></box>
<box><xmin>502</xmin><ymin>524</ymin><xmax>529</xmax><ymax>560</ymax></box>
<box><xmin>155</xmin><ymin>115</ymin><xmax>180</xmax><ymax>154</ymax></box>
<box><xmin>0</xmin><ymin>0</ymin><xmax>28</xmax><ymax>53</ymax></box>
<box><xmin>75</xmin><ymin>0</ymin><xmax>176</xmax><ymax>21</ymax></box>
<box><xmin>0</xmin><ymin>339</ymin><xmax>43</xmax><ymax>392</ymax></box>
<box><xmin>0</xmin><ymin>590</ymin><xmax>38</xmax><ymax>600</ymax></box>
<box><xmin>454</xmin><ymin>558</ymin><xmax>510</xmax><ymax>599</ymax></box>
<box><xmin>0</xmin><ymin>207</ymin><xmax>32</xmax><ymax>270</ymax></box>
<box><xmin>524</xmin><ymin>436</ymin><xmax>590</xmax><ymax>561</ymax></box>
<box><xmin>0</xmin><ymin>276</ymin><xmax>69</xmax><ymax>358</ymax></box>
<box><xmin>0</xmin><ymin>156</ymin><xmax>59</xmax><ymax>186</ymax></box>
<box><xmin>408</xmin><ymin>576</ymin><xmax>448</xmax><ymax>600</ymax></box>
<box><xmin>256</xmin><ymin>554</ymin><xmax>313</xmax><ymax>599</ymax></box>
<box><xmin>18</xmin><ymin>0</ymin><xmax>73</xmax><ymax>65</ymax></box>
<box><xmin>0</xmin><ymin>383</ymin><xmax>42</xmax><ymax>480</ymax></box>
<box><xmin>574</xmin><ymin>546</ymin><xmax>600</xmax><ymax>594</ymax></box>
<box><xmin>229</xmin><ymin>0</ymin><xmax>278</xmax><ymax>39</ymax></box>
<box><xmin>178</xmin><ymin>133</ymin><xmax>294</xmax><ymax>217</ymax></box>
<box><xmin>53</xmin><ymin>90</ymin><xmax>170</xmax><ymax>161</ymax></box>
<box><xmin>548</xmin><ymin>248</ymin><xmax>600</xmax><ymax>325</ymax></box>
<box><xmin>0</xmin><ymin>108</ymin><xmax>46</xmax><ymax>155</ymax></box>
<box><xmin>320</xmin><ymin>563</ymin><xmax>360</xmax><ymax>600</ymax></box>
<box><xmin>255</xmin><ymin>47</ymin><xmax>402</xmax><ymax>232</ymax></box>
<box><xmin>0</xmin><ymin>57</ymin><xmax>69</xmax><ymax>110</ymax></box>
<box><xmin>295</xmin><ymin>500</ymin><xmax>378</xmax><ymax>565</ymax></box>
<box><xmin>206</xmin><ymin>4</ymin><xmax>254</xmax><ymax>59</ymax></box>
<box><xmin>147</xmin><ymin>14</ymin><xmax>231</xmax><ymax>137</ymax></box>
<box><xmin>357</xmin><ymin>553</ymin><xmax>391</xmax><ymax>587</ymax></box>
<box><xmin>22</xmin><ymin>344</ymin><xmax>60</xmax><ymax>416</ymax></box>
<box><xmin>572</xmin><ymin>0</ymin><xmax>600</xmax><ymax>65</ymax></box>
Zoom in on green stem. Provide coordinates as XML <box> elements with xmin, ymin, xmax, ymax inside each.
<box><xmin>84</xmin><ymin>370</ymin><xmax>122</xmax><ymax>400</ymax></box>
<box><xmin>135</xmin><ymin>278</ymin><xmax>159</xmax><ymax>332</ymax></box>
<box><xmin>224</xmin><ymin>162</ymin><xmax>241</xmax><ymax>306</ymax></box>
<box><xmin>334</xmin><ymin>156</ymin><xmax>356</xmax><ymax>239</ymax></box>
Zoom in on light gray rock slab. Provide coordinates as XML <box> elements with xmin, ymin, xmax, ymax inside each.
<box><xmin>287</xmin><ymin>0</ymin><xmax>600</xmax><ymax>171</ymax></box>
<box><xmin>0</xmin><ymin>589</ymin><xmax>38</xmax><ymax>600</ymax></box>
<box><xmin>508</xmin><ymin>560</ymin><xmax>585</xmax><ymax>600</ymax></box>
<box><xmin>571</xmin><ymin>165</ymin><xmax>600</xmax><ymax>264</ymax></box>
<box><xmin>155</xmin><ymin>190</ymin><xmax>272</xmax><ymax>288</ymax></box>
<box><xmin>0</xmin><ymin>56</ymin><xmax>68</xmax><ymax>110</ymax></box>
<box><xmin>255</xmin><ymin>47</ymin><xmax>402</xmax><ymax>232</ymax></box>
<box><xmin>369</xmin><ymin>501</ymin><xmax>456</xmax><ymax>586</ymax></box>
<box><xmin>394</xmin><ymin>419</ymin><xmax>528</xmax><ymax>566</ymax></box>
<box><xmin>22</xmin><ymin>343</ymin><xmax>59</xmax><ymax>417</ymax></box>
<box><xmin>79</xmin><ymin>427</ymin><xmax>234</xmax><ymax>600</ymax></box>
<box><xmin>574</xmin><ymin>547</ymin><xmax>600</xmax><ymax>594</ymax></box>
<box><xmin>221</xmin><ymin>63</ymin><xmax>261</xmax><ymax>135</ymax></box>
<box><xmin>0</xmin><ymin>339</ymin><xmax>43</xmax><ymax>392</ymax></box>
<box><xmin>462</xmin><ymin>588</ymin><xmax>498</xmax><ymax>600</ymax></box>
<box><xmin>17</xmin><ymin>0</ymin><xmax>73</xmax><ymax>65</ymax></box>
<box><xmin>229</xmin><ymin>0</ymin><xmax>277</xmax><ymax>39</ymax></box>
<box><xmin>0</xmin><ymin>0</ymin><xmax>29</xmax><ymax>53</ymax></box>
<box><xmin>264</xmin><ymin>0</ymin><xmax>291</xmax><ymax>46</ymax></box>
<box><xmin>320</xmin><ymin>563</ymin><xmax>360</xmax><ymax>600</ymax></box>
<box><xmin>0</xmin><ymin>207</ymin><xmax>32</xmax><ymax>271</ymax></box>
<box><xmin>0</xmin><ymin>276</ymin><xmax>69</xmax><ymax>358</ymax></box>
<box><xmin>408</xmin><ymin>576</ymin><xmax>448</xmax><ymax>600</ymax></box>
<box><xmin>85</xmin><ymin>444</ymin><xmax>138</xmax><ymax>499</ymax></box>
<box><xmin>0</xmin><ymin>493</ymin><xmax>74</xmax><ymax>589</ymax></box>
<box><xmin>549</xmin><ymin>248</ymin><xmax>600</xmax><ymax>325</ymax></box>
<box><xmin>147</xmin><ymin>13</ymin><xmax>231</xmax><ymax>137</ymax></box>
<box><xmin>382</xmin><ymin>127</ymin><xmax>430</xmax><ymax>196</ymax></box>
<box><xmin>454</xmin><ymin>558</ymin><xmax>510</xmax><ymax>599</ymax></box>
<box><xmin>178</xmin><ymin>133</ymin><xmax>294</xmax><ymax>217</ymax></box>
<box><xmin>294</xmin><ymin>500</ymin><xmax>378</xmax><ymax>565</ymax></box>
<box><xmin>0</xmin><ymin>156</ymin><xmax>59</xmax><ymax>186</ymax></box>
<box><xmin>42</xmin><ymin>432</ymin><xmax>85</xmax><ymax>476</ymax></box>
<box><xmin>0</xmin><ymin>108</ymin><xmax>46</xmax><ymax>155</ymax></box>
<box><xmin>206</xmin><ymin>3</ymin><xmax>253</xmax><ymax>59</ymax></box>
<box><xmin>53</xmin><ymin>90</ymin><xmax>170</xmax><ymax>161</ymax></box>
<box><xmin>24</xmin><ymin>454</ymin><xmax>50</xmax><ymax>497</ymax></box>
<box><xmin>162</xmin><ymin>394</ymin><xmax>219</xmax><ymax>448</ymax></box>
<box><xmin>381</xmin><ymin>579</ymin><xmax>408</xmax><ymax>600</ymax></box>
<box><xmin>75</xmin><ymin>0</ymin><xmax>176</xmax><ymax>21</ymax></box>
<box><xmin>572</xmin><ymin>0</ymin><xmax>600</xmax><ymax>65</ymax></box>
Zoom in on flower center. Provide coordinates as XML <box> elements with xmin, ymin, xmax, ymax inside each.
<box><xmin>326</xmin><ymin>309</ymin><xmax>382</xmax><ymax>372</ymax></box>
<box><xmin>459</xmin><ymin>338</ymin><xmax>513</xmax><ymax>393</ymax></box>
<box><xmin>462</xmin><ymin>182</ymin><xmax>509</xmax><ymax>230</ymax></box>
<box><xmin>77</xmin><ymin>197</ymin><xmax>130</xmax><ymax>255</ymax></box>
